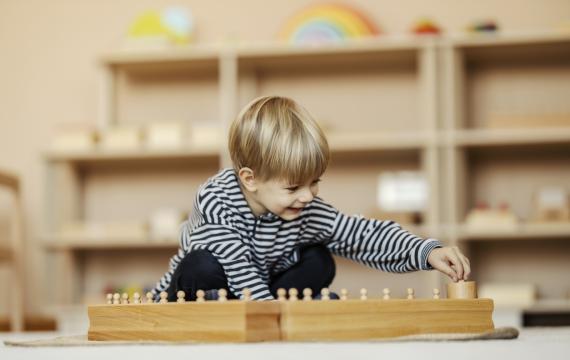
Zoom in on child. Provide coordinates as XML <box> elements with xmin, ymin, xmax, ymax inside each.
<box><xmin>153</xmin><ymin>95</ymin><xmax>470</xmax><ymax>301</ymax></box>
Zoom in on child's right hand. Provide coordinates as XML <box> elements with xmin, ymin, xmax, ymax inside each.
<box><xmin>427</xmin><ymin>246</ymin><xmax>471</xmax><ymax>282</ymax></box>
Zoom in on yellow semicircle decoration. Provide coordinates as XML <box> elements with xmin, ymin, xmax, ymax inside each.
<box><xmin>128</xmin><ymin>10</ymin><xmax>169</xmax><ymax>37</ymax></box>
<box><xmin>279</xmin><ymin>3</ymin><xmax>379</xmax><ymax>43</ymax></box>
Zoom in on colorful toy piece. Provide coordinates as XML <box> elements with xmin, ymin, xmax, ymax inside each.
<box><xmin>128</xmin><ymin>7</ymin><xmax>194</xmax><ymax>45</ymax></box>
<box><xmin>279</xmin><ymin>3</ymin><xmax>380</xmax><ymax>45</ymax></box>
<box><xmin>467</xmin><ymin>20</ymin><xmax>498</xmax><ymax>33</ymax></box>
<box><xmin>412</xmin><ymin>18</ymin><xmax>442</xmax><ymax>35</ymax></box>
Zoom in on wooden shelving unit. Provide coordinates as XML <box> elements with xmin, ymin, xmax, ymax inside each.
<box><xmin>0</xmin><ymin>169</ymin><xmax>24</xmax><ymax>331</ymax></box>
<box><xmin>44</xmin><ymin>32</ymin><xmax>570</xmax><ymax>307</ymax></box>
<box><xmin>442</xmin><ymin>32</ymin><xmax>570</xmax><ymax>304</ymax></box>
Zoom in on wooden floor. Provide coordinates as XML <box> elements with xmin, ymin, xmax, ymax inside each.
<box><xmin>1</xmin><ymin>327</ymin><xmax>570</xmax><ymax>360</ymax></box>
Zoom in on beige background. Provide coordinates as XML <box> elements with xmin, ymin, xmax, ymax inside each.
<box><xmin>1</xmin><ymin>0</ymin><xmax>569</xmax><ymax>317</ymax></box>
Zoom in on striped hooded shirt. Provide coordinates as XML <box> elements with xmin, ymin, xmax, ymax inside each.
<box><xmin>153</xmin><ymin>168</ymin><xmax>441</xmax><ymax>300</ymax></box>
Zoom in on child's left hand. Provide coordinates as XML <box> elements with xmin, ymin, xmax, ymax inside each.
<box><xmin>427</xmin><ymin>246</ymin><xmax>471</xmax><ymax>282</ymax></box>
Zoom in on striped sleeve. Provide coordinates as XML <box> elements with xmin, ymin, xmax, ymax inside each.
<box><xmin>188</xmin><ymin>188</ymin><xmax>274</xmax><ymax>300</ymax></box>
<box><xmin>325</xmin><ymin>211</ymin><xmax>441</xmax><ymax>272</ymax></box>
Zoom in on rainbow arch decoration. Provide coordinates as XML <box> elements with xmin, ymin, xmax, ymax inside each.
<box><xmin>279</xmin><ymin>3</ymin><xmax>380</xmax><ymax>45</ymax></box>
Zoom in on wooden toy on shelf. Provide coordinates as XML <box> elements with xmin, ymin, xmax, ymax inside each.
<box><xmin>464</xmin><ymin>202</ymin><xmax>519</xmax><ymax>231</ymax></box>
<box><xmin>88</xmin><ymin>282</ymin><xmax>495</xmax><ymax>343</ymax></box>
<box><xmin>532</xmin><ymin>186</ymin><xmax>569</xmax><ymax>223</ymax></box>
<box><xmin>466</xmin><ymin>19</ymin><xmax>498</xmax><ymax>33</ymax></box>
<box><xmin>412</xmin><ymin>18</ymin><xmax>442</xmax><ymax>35</ymax></box>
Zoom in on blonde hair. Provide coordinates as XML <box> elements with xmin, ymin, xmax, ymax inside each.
<box><xmin>229</xmin><ymin>96</ymin><xmax>330</xmax><ymax>185</ymax></box>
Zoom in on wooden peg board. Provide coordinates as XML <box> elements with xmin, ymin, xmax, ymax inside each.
<box><xmin>279</xmin><ymin>298</ymin><xmax>494</xmax><ymax>341</ymax></box>
<box><xmin>87</xmin><ymin>283</ymin><xmax>495</xmax><ymax>343</ymax></box>
<box><xmin>88</xmin><ymin>300</ymin><xmax>281</xmax><ymax>342</ymax></box>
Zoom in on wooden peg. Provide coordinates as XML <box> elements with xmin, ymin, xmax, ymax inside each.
<box><xmin>242</xmin><ymin>288</ymin><xmax>251</xmax><ymax>301</ymax></box>
<box><xmin>289</xmin><ymin>288</ymin><xmax>299</xmax><ymax>301</ymax></box>
<box><xmin>106</xmin><ymin>293</ymin><xmax>113</xmax><ymax>305</ymax></box>
<box><xmin>447</xmin><ymin>280</ymin><xmax>477</xmax><ymax>299</ymax></box>
<box><xmin>340</xmin><ymin>288</ymin><xmax>348</xmax><ymax>301</ymax></box>
<box><xmin>303</xmin><ymin>288</ymin><xmax>312</xmax><ymax>301</ymax></box>
<box><xmin>321</xmin><ymin>288</ymin><xmax>330</xmax><ymax>301</ymax></box>
<box><xmin>433</xmin><ymin>288</ymin><xmax>441</xmax><ymax>299</ymax></box>
<box><xmin>277</xmin><ymin>288</ymin><xmax>287</xmax><ymax>301</ymax></box>
<box><xmin>218</xmin><ymin>289</ymin><xmax>228</xmax><ymax>302</ymax></box>
<box><xmin>132</xmin><ymin>292</ymin><xmax>141</xmax><ymax>304</ymax></box>
<box><xmin>176</xmin><ymin>290</ymin><xmax>186</xmax><ymax>303</ymax></box>
<box><xmin>112</xmin><ymin>293</ymin><xmax>120</xmax><ymax>305</ymax></box>
<box><xmin>382</xmin><ymin>288</ymin><xmax>390</xmax><ymax>300</ymax></box>
<box><xmin>407</xmin><ymin>288</ymin><xmax>415</xmax><ymax>300</ymax></box>
<box><xmin>159</xmin><ymin>291</ymin><xmax>168</xmax><ymax>304</ymax></box>
<box><xmin>196</xmin><ymin>289</ymin><xmax>205</xmax><ymax>302</ymax></box>
<box><xmin>145</xmin><ymin>292</ymin><xmax>154</xmax><ymax>303</ymax></box>
<box><xmin>121</xmin><ymin>293</ymin><xmax>129</xmax><ymax>304</ymax></box>
<box><xmin>360</xmin><ymin>288</ymin><xmax>368</xmax><ymax>300</ymax></box>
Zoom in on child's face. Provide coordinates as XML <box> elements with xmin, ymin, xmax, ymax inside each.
<box><xmin>254</xmin><ymin>177</ymin><xmax>321</xmax><ymax>220</ymax></box>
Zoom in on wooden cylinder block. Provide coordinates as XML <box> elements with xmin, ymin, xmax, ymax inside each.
<box><xmin>447</xmin><ymin>281</ymin><xmax>477</xmax><ymax>299</ymax></box>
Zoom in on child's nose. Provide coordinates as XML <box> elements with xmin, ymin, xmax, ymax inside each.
<box><xmin>298</xmin><ymin>187</ymin><xmax>314</xmax><ymax>203</ymax></box>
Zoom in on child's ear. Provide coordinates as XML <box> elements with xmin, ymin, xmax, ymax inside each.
<box><xmin>238</xmin><ymin>167</ymin><xmax>258</xmax><ymax>192</ymax></box>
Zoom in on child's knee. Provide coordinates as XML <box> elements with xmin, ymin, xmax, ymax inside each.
<box><xmin>302</xmin><ymin>245</ymin><xmax>336</xmax><ymax>280</ymax></box>
<box><xmin>180</xmin><ymin>250</ymin><xmax>225</xmax><ymax>280</ymax></box>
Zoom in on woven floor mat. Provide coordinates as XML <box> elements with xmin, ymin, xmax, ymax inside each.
<box><xmin>4</xmin><ymin>327</ymin><xmax>519</xmax><ymax>347</ymax></box>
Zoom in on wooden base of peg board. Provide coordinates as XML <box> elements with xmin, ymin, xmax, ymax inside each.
<box><xmin>88</xmin><ymin>301</ymin><xmax>281</xmax><ymax>342</ymax></box>
<box><xmin>88</xmin><ymin>298</ymin><xmax>494</xmax><ymax>343</ymax></box>
<box><xmin>280</xmin><ymin>299</ymin><xmax>494</xmax><ymax>341</ymax></box>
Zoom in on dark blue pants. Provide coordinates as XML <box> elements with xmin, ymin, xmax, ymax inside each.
<box><xmin>166</xmin><ymin>245</ymin><xmax>336</xmax><ymax>301</ymax></box>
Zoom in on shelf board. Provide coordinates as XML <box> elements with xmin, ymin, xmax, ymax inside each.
<box><xmin>101</xmin><ymin>45</ymin><xmax>221</xmax><ymax>67</ymax></box>
<box><xmin>457</xmin><ymin>222</ymin><xmax>570</xmax><ymax>241</ymax></box>
<box><xmin>328</xmin><ymin>131</ymin><xmax>429</xmax><ymax>152</ymax></box>
<box><xmin>447</xmin><ymin>31</ymin><xmax>570</xmax><ymax>64</ymax></box>
<box><xmin>45</xmin><ymin>146</ymin><xmax>220</xmax><ymax>163</ymax></box>
<box><xmin>43</xmin><ymin>235</ymin><xmax>178</xmax><ymax>251</ymax></box>
<box><xmin>101</xmin><ymin>36</ymin><xmax>433</xmax><ymax>71</ymax></box>
<box><xmin>448</xmin><ymin>31</ymin><xmax>570</xmax><ymax>48</ymax></box>
<box><xmin>450</xmin><ymin>127</ymin><xmax>570</xmax><ymax>147</ymax></box>
<box><xmin>45</xmin><ymin>132</ymin><xmax>430</xmax><ymax>164</ymax></box>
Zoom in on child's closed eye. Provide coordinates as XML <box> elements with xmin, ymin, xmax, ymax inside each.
<box><xmin>286</xmin><ymin>179</ymin><xmax>321</xmax><ymax>193</ymax></box>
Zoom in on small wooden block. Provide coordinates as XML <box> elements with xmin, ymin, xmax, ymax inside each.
<box><xmin>277</xmin><ymin>288</ymin><xmax>287</xmax><ymax>301</ymax></box>
<box><xmin>360</xmin><ymin>288</ymin><xmax>368</xmax><ymax>300</ymax></box>
<box><xmin>289</xmin><ymin>288</ymin><xmax>299</xmax><ymax>301</ymax></box>
<box><xmin>447</xmin><ymin>281</ymin><xmax>477</xmax><ymax>299</ymax></box>
<box><xmin>145</xmin><ymin>292</ymin><xmax>154</xmax><ymax>304</ymax></box>
<box><xmin>433</xmin><ymin>289</ymin><xmax>440</xmax><ymax>299</ymax></box>
<box><xmin>303</xmin><ymin>288</ymin><xmax>312</xmax><ymax>301</ymax></box>
<box><xmin>196</xmin><ymin>289</ymin><xmax>205</xmax><ymax>302</ymax></box>
<box><xmin>321</xmin><ymin>288</ymin><xmax>330</xmax><ymax>301</ymax></box>
<box><xmin>242</xmin><ymin>288</ymin><xmax>252</xmax><ymax>301</ymax></box>
<box><xmin>159</xmin><ymin>291</ymin><xmax>168</xmax><ymax>304</ymax></box>
<box><xmin>218</xmin><ymin>289</ymin><xmax>228</xmax><ymax>302</ymax></box>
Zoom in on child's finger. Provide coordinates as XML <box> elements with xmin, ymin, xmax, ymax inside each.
<box><xmin>459</xmin><ymin>254</ymin><xmax>471</xmax><ymax>280</ymax></box>
<box><xmin>448</xmin><ymin>248</ymin><xmax>464</xmax><ymax>280</ymax></box>
<box><xmin>436</xmin><ymin>260</ymin><xmax>458</xmax><ymax>282</ymax></box>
